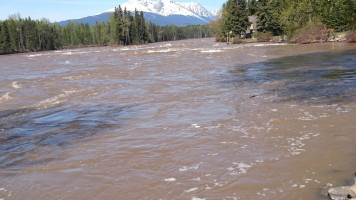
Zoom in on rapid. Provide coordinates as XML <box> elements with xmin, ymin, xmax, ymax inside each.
<box><xmin>0</xmin><ymin>38</ymin><xmax>355</xmax><ymax>199</ymax></box>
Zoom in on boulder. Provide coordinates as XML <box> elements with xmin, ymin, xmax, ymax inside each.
<box><xmin>328</xmin><ymin>186</ymin><xmax>350</xmax><ymax>200</ymax></box>
<box><xmin>349</xmin><ymin>185</ymin><xmax>356</xmax><ymax>198</ymax></box>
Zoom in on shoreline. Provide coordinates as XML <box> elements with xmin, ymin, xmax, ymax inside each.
<box><xmin>2</xmin><ymin>33</ymin><xmax>355</xmax><ymax>56</ymax></box>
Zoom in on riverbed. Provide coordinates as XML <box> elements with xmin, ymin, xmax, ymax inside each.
<box><xmin>0</xmin><ymin>38</ymin><xmax>355</xmax><ymax>199</ymax></box>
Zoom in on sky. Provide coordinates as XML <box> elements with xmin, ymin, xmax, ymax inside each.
<box><xmin>0</xmin><ymin>0</ymin><xmax>224</xmax><ymax>22</ymax></box>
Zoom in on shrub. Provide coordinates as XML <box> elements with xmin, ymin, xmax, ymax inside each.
<box><xmin>346</xmin><ymin>31</ymin><xmax>356</xmax><ymax>43</ymax></box>
<box><xmin>231</xmin><ymin>36</ymin><xmax>242</xmax><ymax>44</ymax></box>
<box><xmin>255</xmin><ymin>32</ymin><xmax>273</xmax><ymax>42</ymax></box>
<box><xmin>290</xmin><ymin>22</ymin><xmax>331</xmax><ymax>44</ymax></box>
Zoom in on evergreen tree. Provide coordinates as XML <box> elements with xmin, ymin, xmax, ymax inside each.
<box><xmin>257</xmin><ymin>0</ymin><xmax>283</xmax><ymax>35</ymax></box>
<box><xmin>7</xmin><ymin>15</ymin><xmax>20</xmax><ymax>52</ymax></box>
<box><xmin>139</xmin><ymin>11</ymin><xmax>149</xmax><ymax>43</ymax></box>
<box><xmin>248</xmin><ymin>0</ymin><xmax>258</xmax><ymax>16</ymax></box>
<box><xmin>0</xmin><ymin>21</ymin><xmax>12</xmax><ymax>54</ymax></box>
<box><xmin>224</xmin><ymin>0</ymin><xmax>250</xmax><ymax>40</ymax></box>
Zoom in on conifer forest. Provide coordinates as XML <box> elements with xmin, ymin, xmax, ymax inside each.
<box><xmin>211</xmin><ymin>0</ymin><xmax>356</xmax><ymax>42</ymax></box>
<box><xmin>0</xmin><ymin>6</ymin><xmax>212</xmax><ymax>55</ymax></box>
<box><xmin>1</xmin><ymin>0</ymin><xmax>355</xmax><ymax>54</ymax></box>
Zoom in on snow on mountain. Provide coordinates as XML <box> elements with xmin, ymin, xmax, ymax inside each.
<box><xmin>104</xmin><ymin>0</ymin><xmax>215</xmax><ymax>22</ymax></box>
<box><xmin>178</xmin><ymin>2</ymin><xmax>215</xmax><ymax>19</ymax></box>
<box><xmin>60</xmin><ymin>0</ymin><xmax>216</xmax><ymax>27</ymax></box>
<box><xmin>211</xmin><ymin>9</ymin><xmax>222</xmax><ymax>19</ymax></box>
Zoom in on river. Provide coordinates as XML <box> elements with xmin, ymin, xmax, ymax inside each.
<box><xmin>0</xmin><ymin>38</ymin><xmax>355</xmax><ymax>200</ymax></box>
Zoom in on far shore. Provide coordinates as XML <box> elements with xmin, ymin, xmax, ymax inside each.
<box><xmin>1</xmin><ymin>33</ymin><xmax>355</xmax><ymax>56</ymax></box>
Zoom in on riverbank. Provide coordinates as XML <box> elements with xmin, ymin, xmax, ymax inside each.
<box><xmin>226</xmin><ymin>31</ymin><xmax>355</xmax><ymax>45</ymax></box>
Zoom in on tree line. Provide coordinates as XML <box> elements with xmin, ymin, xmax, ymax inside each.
<box><xmin>211</xmin><ymin>0</ymin><xmax>356</xmax><ymax>42</ymax></box>
<box><xmin>0</xmin><ymin>7</ymin><xmax>212</xmax><ymax>55</ymax></box>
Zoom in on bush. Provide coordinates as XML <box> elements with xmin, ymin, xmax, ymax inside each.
<box><xmin>290</xmin><ymin>22</ymin><xmax>331</xmax><ymax>44</ymax></box>
<box><xmin>215</xmin><ymin>36</ymin><xmax>227</xmax><ymax>42</ymax></box>
<box><xmin>231</xmin><ymin>36</ymin><xmax>242</xmax><ymax>44</ymax></box>
<box><xmin>346</xmin><ymin>31</ymin><xmax>356</xmax><ymax>43</ymax></box>
<box><xmin>255</xmin><ymin>32</ymin><xmax>273</xmax><ymax>42</ymax></box>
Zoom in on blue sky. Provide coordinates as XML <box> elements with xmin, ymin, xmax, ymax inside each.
<box><xmin>0</xmin><ymin>0</ymin><xmax>224</xmax><ymax>22</ymax></box>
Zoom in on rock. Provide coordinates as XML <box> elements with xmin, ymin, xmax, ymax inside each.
<box><xmin>328</xmin><ymin>34</ymin><xmax>346</xmax><ymax>42</ymax></box>
<box><xmin>328</xmin><ymin>186</ymin><xmax>350</xmax><ymax>200</ymax></box>
<box><xmin>349</xmin><ymin>185</ymin><xmax>356</xmax><ymax>198</ymax></box>
<box><xmin>320</xmin><ymin>183</ymin><xmax>334</xmax><ymax>197</ymax></box>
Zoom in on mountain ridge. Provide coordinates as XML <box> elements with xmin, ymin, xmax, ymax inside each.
<box><xmin>59</xmin><ymin>0</ymin><xmax>217</xmax><ymax>27</ymax></box>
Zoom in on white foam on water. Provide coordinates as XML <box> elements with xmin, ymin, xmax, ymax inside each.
<box><xmin>192</xmin><ymin>177</ymin><xmax>201</xmax><ymax>182</ymax></box>
<box><xmin>0</xmin><ymin>187</ymin><xmax>6</xmax><ymax>200</ymax></box>
<box><xmin>254</xmin><ymin>43</ymin><xmax>287</xmax><ymax>47</ymax></box>
<box><xmin>65</xmin><ymin>61</ymin><xmax>70</xmax><ymax>64</ymax></box>
<box><xmin>229</xmin><ymin>162</ymin><xmax>252</xmax><ymax>175</ymax></box>
<box><xmin>185</xmin><ymin>187</ymin><xmax>198</xmax><ymax>193</ymax></box>
<box><xmin>298</xmin><ymin>112</ymin><xmax>318</xmax><ymax>121</ymax></box>
<box><xmin>256</xmin><ymin>192</ymin><xmax>266</xmax><ymax>197</ymax></box>
<box><xmin>164</xmin><ymin>178</ymin><xmax>176</xmax><ymax>182</ymax></box>
<box><xmin>160</xmin><ymin>43</ymin><xmax>172</xmax><ymax>47</ymax></box>
<box><xmin>191</xmin><ymin>124</ymin><xmax>201</xmax><ymax>128</ymax></box>
<box><xmin>26</xmin><ymin>53</ymin><xmax>47</xmax><ymax>58</ymax></box>
<box><xmin>34</xmin><ymin>90</ymin><xmax>78</xmax><ymax>109</ymax></box>
<box><xmin>192</xmin><ymin>197</ymin><xmax>205</xmax><ymax>200</ymax></box>
<box><xmin>147</xmin><ymin>48</ymin><xmax>178</xmax><ymax>54</ymax></box>
<box><xmin>214</xmin><ymin>181</ymin><xmax>225</xmax><ymax>187</ymax></box>
<box><xmin>0</xmin><ymin>92</ymin><xmax>13</xmax><ymax>104</ymax></box>
<box><xmin>179</xmin><ymin>162</ymin><xmax>203</xmax><ymax>172</ymax></box>
<box><xmin>205</xmin><ymin>185</ymin><xmax>213</xmax><ymax>190</ymax></box>
<box><xmin>303</xmin><ymin>179</ymin><xmax>312</xmax><ymax>183</ymax></box>
<box><xmin>200</xmin><ymin>49</ymin><xmax>223</xmax><ymax>53</ymax></box>
<box><xmin>287</xmin><ymin>132</ymin><xmax>320</xmax><ymax>156</ymax></box>
<box><xmin>11</xmin><ymin>81</ymin><xmax>22</xmax><ymax>89</ymax></box>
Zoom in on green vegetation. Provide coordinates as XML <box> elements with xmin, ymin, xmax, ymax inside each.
<box><xmin>0</xmin><ymin>9</ymin><xmax>212</xmax><ymax>55</ymax></box>
<box><xmin>211</xmin><ymin>0</ymin><xmax>356</xmax><ymax>43</ymax></box>
<box><xmin>211</xmin><ymin>0</ymin><xmax>250</xmax><ymax>42</ymax></box>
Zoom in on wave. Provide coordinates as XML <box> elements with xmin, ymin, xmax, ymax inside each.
<box><xmin>147</xmin><ymin>48</ymin><xmax>180</xmax><ymax>54</ymax></box>
<box><xmin>11</xmin><ymin>81</ymin><xmax>22</xmax><ymax>89</ymax></box>
<box><xmin>33</xmin><ymin>90</ymin><xmax>78</xmax><ymax>109</ymax></box>
<box><xmin>201</xmin><ymin>49</ymin><xmax>223</xmax><ymax>53</ymax></box>
<box><xmin>0</xmin><ymin>92</ymin><xmax>13</xmax><ymax>104</ymax></box>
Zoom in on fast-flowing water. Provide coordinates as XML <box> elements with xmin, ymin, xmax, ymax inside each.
<box><xmin>0</xmin><ymin>38</ymin><xmax>355</xmax><ymax>200</ymax></box>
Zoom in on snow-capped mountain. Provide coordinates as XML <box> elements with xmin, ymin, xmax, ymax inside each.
<box><xmin>59</xmin><ymin>0</ymin><xmax>217</xmax><ymax>27</ymax></box>
<box><xmin>104</xmin><ymin>0</ymin><xmax>215</xmax><ymax>22</ymax></box>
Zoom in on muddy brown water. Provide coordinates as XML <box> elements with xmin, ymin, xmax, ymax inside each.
<box><xmin>0</xmin><ymin>38</ymin><xmax>355</xmax><ymax>200</ymax></box>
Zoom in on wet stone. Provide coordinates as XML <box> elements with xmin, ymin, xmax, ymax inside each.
<box><xmin>349</xmin><ymin>185</ymin><xmax>356</xmax><ymax>198</ymax></box>
<box><xmin>328</xmin><ymin>186</ymin><xmax>350</xmax><ymax>200</ymax></box>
